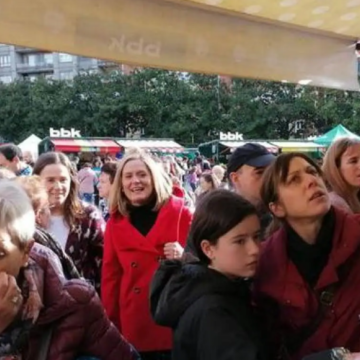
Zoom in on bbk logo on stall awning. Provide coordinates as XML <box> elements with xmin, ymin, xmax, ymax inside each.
<box><xmin>219</xmin><ymin>132</ymin><xmax>244</xmax><ymax>141</ymax></box>
<box><xmin>50</xmin><ymin>128</ymin><xmax>81</xmax><ymax>138</ymax></box>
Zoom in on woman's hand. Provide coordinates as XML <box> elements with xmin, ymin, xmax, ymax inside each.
<box><xmin>0</xmin><ymin>272</ymin><xmax>23</xmax><ymax>333</ymax></box>
<box><xmin>164</xmin><ymin>242</ymin><xmax>184</xmax><ymax>260</ymax></box>
<box><xmin>345</xmin><ymin>354</ymin><xmax>360</xmax><ymax>360</ymax></box>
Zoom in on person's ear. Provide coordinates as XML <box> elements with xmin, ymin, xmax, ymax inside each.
<box><xmin>200</xmin><ymin>240</ymin><xmax>216</xmax><ymax>261</ymax></box>
<box><xmin>229</xmin><ymin>172</ymin><xmax>239</xmax><ymax>186</ymax></box>
<box><xmin>269</xmin><ymin>201</ymin><xmax>286</xmax><ymax>218</ymax></box>
<box><xmin>13</xmin><ymin>156</ymin><xmax>20</xmax><ymax>164</ymax></box>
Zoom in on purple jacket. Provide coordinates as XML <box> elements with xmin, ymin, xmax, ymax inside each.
<box><xmin>25</xmin><ymin>244</ymin><xmax>138</xmax><ymax>360</ymax></box>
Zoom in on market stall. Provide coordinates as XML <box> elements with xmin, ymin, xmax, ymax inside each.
<box><xmin>1</xmin><ymin>0</ymin><xmax>358</xmax><ymax>91</ymax></box>
<box><xmin>18</xmin><ymin>134</ymin><xmax>42</xmax><ymax>159</ymax></box>
<box><xmin>270</xmin><ymin>140</ymin><xmax>325</xmax><ymax>158</ymax></box>
<box><xmin>198</xmin><ymin>140</ymin><xmax>278</xmax><ymax>163</ymax></box>
<box><xmin>38</xmin><ymin>137</ymin><xmax>121</xmax><ymax>156</ymax></box>
<box><xmin>314</xmin><ymin>124</ymin><xmax>360</xmax><ymax>147</ymax></box>
<box><xmin>116</xmin><ymin>138</ymin><xmax>184</xmax><ymax>155</ymax></box>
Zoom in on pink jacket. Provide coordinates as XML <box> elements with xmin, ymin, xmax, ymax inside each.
<box><xmin>78</xmin><ymin>167</ymin><xmax>97</xmax><ymax>194</ymax></box>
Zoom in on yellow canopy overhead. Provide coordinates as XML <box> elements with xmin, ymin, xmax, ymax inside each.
<box><xmin>0</xmin><ymin>0</ymin><xmax>359</xmax><ymax>90</ymax></box>
<box><xmin>180</xmin><ymin>0</ymin><xmax>360</xmax><ymax>38</ymax></box>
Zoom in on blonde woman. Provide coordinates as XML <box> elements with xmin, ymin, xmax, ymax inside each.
<box><xmin>212</xmin><ymin>165</ymin><xmax>226</xmax><ymax>183</ymax></box>
<box><xmin>101</xmin><ymin>150</ymin><xmax>192</xmax><ymax>360</ymax></box>
<box><xmin>322</xmin><ymin>137</ymin><xmax>360</xmax><ymax>213</ymax></box>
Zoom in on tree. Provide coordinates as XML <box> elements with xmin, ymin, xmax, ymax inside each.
<box><xmin>1</xmin><ymin>69</ymin><xmax>360</xmax><ymax>144</ymax></box>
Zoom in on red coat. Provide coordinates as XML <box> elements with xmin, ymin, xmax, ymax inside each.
<box><xmin>254</xmin><ymin>207</ymin><xmax>360</xmax><ymax>360</ymax></box>
<box><xmin>172</xmin><ymin>185</ymin><xmax>185</xmax><ymax>198</ymax></box>
<box><xmin>101</xmin><ymin>196</ymin><xmax>192</xmax><ymax>352</ymax></box>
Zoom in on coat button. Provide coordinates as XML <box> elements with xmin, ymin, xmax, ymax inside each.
<box><xmin>133</xmin><ymin>287</ymin><xmax>141</xmax><ymax>294</ymax></box>
<box><xmin>131</xmin><ymin>262</ymin><xmax>138</xmax><ymax>268</ymax></box>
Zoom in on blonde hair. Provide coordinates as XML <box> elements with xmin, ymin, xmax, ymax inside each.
<box><xmin>109</xmin><ymin>150</ymin><xmax>173</xmax><ymax>217</ymax></box>
<box><xmin>0</xmin><ymin>180</ymin><xmax>35</xmax><ymax>249</ymax></box>
<box><xmin>322</xmin><ymin>137</ymin><xmax>360</xmax><ymax>213</ymax></box>
<box><xmin>16</xmin><ymin>176</ymin><xmax>48</xmax><ymax>213</ymax></box>
<box><xmin>212</xmin><ymin>165</ymin><xmax>225</xmax><ymax>181</ymax></box>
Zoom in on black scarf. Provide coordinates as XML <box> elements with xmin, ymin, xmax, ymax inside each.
<box><xmin>286</xmin><ymin>209</ymin><xmax>335</xmax><ymax>287</ymax></box>
<box><xmin>129</xmin><ymin>197</ymin><xmax>159</xmax><ymax>237</ymax></box>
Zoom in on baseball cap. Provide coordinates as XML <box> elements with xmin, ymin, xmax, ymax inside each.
<box><xmin>227</xmin><ymin>143</ymin><xmax>276</xmax><ymax>174</ymax></box>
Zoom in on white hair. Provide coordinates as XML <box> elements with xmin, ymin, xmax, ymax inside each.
<box><xmin>0</xmin><ymin>180</ymin><xmax>35</xmax><ymax>248</ymax></box>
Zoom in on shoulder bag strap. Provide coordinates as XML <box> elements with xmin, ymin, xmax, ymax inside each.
<box><xmin>37</xmin><ymin>327</ymin><xmax>53</xmax><ymax>360</ymax></box>
<box><xmin>282</xmin><ymin>283</ymin><xmax>337</xmax><ymax>356</ymax></box>
<box><xmin>176</xmin><ymin>200</ymin><xmax>184</xmax><ymax>243</ymax></box>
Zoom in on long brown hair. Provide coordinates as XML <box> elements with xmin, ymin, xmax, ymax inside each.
<box><xmin>260</xmin><ymin>152</ymin><xmax>323</xmax><ymax>236</ymax></box>
<box><xmin>322</xmin><ymin>138</ymin><xmax>360</xmax><ymax>213</ymax></box>
<box><xmin>33</xmin><ymin>152</ymin><xmax>84</xmax><ymax>229</ymax></box>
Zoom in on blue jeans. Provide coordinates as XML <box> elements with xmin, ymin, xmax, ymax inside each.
<box><xmin>80</xmin><ymin>193</ymin><xmax>94</xmax><ymax>204</ymax></box>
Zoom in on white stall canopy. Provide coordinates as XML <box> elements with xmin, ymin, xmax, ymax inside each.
<box><xmin>18</xmin><ymin>134</ymin><xmax>42</xmax><ymax>159</ymax></box>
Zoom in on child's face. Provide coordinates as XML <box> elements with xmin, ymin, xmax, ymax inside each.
<box><xmin>0</xmin><ymin>231</ymin><xmax>33</xmax><ymax>277</ymax></box>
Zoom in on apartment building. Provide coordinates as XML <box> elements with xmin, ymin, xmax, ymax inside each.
<box><xmin>0</xmin><ymin>44</ymin><xmax>133</xmax><ymax>83</ymax></box>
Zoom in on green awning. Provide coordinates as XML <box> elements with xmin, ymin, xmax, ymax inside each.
<box><xmin>314</xmin><ymin>124</ymin><xmax>360</xmax><ymax>146</ymax></box>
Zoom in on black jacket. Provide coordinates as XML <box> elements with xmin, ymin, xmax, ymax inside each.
<box><xmin>150</xmin><ymin>261</ymin><xmax>269</xmax><ymax>360</ymax></box>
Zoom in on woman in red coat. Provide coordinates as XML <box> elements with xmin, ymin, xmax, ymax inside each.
<box><xmin>254</xmin><ymin>152</ymin><xmax>360</xmax><ymax>360</ymax></box>
<box><xmin>102</xmin><ymin>150</ymin><xmax>192</xmax><ymax>360</ymax></box>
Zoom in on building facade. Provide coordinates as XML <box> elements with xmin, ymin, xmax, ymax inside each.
<box><xmin>0</xmin><ymin>44</ymin><xmax>133</xmax><ymax>83</ymax></box>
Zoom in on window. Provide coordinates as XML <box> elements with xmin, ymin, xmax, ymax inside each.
<box><xmin>59</xmin><ymin>71</ymin><xmax>74</xmax><ymax>80</ymax></box>
<box><xmin>59</xmin><ymin>53</ymin><xmax>73</xmax><ymax>63</ymax></box>
<box><xmin>0</xmin><ymin>76</ymin><xmax>12</xmax><ymax>84</ymax></box>
<box><xmin>0</xmin><ymin>55</ymin><xmax>10</xmax><ymax>67</ymax></box>
<box><xmin>44</xmin><ymin>54</ymin><xmax>54</xmax><ymax>64</ymax></box>
<box><xmin>24</xmin><ymin>53</ymin><xmax>53</xmax><ymax>66</ymax></box>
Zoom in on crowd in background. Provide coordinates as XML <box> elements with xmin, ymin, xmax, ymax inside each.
<box><xmin>1</xmin><ymin>138</ymin><xmax>360</xmax><ymax>360</ymax></box>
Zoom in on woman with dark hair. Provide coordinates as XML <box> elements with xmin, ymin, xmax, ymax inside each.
<box><xmin>150</xmin><ymin>189</ymin><xmax>268</xmax><ymax>360</ymax></box>
<box><xmin>17</xmin><ymin>175</ymin><xmax>80</xmax><ymax>280</ymax></box>
<box><xmin>33</xmin><ymin>152</ymin><xmax>104</xmax><ymax>293</ymax></box>
<box><xmin>254</xmin><ymin>152</ymin><xmax>360</xmax><ymax>360</ymax></box>
<box><xmin>196</xmin><ymin>173</ymin><xmax>220</xmax><ymax>204</ymax></box>
<box><xmin>98</xmin><ymin>162</ymin><xmax>118</xmax><ymax>221</ymax></box>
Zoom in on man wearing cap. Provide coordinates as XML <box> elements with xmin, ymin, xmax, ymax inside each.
<box><xmin>227</xmin><ymin>143</ymin><xmax>276</xmax><ymax>231</ymax></box>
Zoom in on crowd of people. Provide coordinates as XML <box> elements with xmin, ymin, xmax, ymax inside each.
<box><xmin>0</xmin><ymin>138</ymin><xmax>360</xmax><ymax>360</ymax></box>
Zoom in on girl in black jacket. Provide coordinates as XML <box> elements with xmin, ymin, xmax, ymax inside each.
<box><xmin>150</xmin><ymin>189</ymin><xmax>269</xmax><ymax>360</ymax></box>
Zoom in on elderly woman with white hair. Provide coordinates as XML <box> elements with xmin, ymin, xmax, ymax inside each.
<box><xmin>0</xmin><ymin>180</ymin><xmax>139</xmax><ymax>360</ymax></box>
